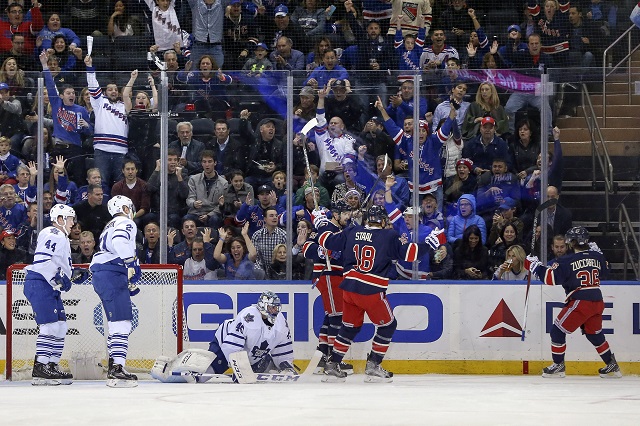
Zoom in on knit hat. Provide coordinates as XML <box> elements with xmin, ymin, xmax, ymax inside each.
<box><xmin>456</xmin><ymin>158</ymin><xmax>473</xmax><ymax>170</ymax></box>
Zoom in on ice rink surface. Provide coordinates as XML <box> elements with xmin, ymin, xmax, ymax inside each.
<box><xmin>2</xmin><ymin>374</ymin><xmax>640</xmax><ymax>425</ymax></box>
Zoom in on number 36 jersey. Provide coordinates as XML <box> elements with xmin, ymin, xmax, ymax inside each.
<box><xmin>25</xmin><ymin>226</ymin><xmax>72</xmax><ymax>285</ymax></box>
<box><xmin>316</xmin><ymin>224</ymin><xmax>424</xmax><ymax>295</ymax></box>
<box><xmin>535</xmin><ymin>250</ymin><xmax>609</xmax><ymax>302</ymax></box>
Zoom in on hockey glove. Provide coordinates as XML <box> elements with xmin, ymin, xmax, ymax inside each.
<box><xmin>124</xmin><ymin>257</ymin><xmax>142</xmax><ymax>284</ymax></box>
<box><xmin>425</xmin><ymin>228</ymin><xmax>447</xmax><ymax>250</ymax></box>
<box><xmin>588</xmin><ymin>242</ymin><xmax>603</xmax><ymax>254</ymax></box>
<box><xmin>311</xmin><ymin>207</ymin><xmax>329</xmax><ymax>229</ymax></box>
<box><xmin>53</xmin><ymin>268</ymin><xmax>72</xmax><ymax>292</ymax></box>
<box><xmin>128</xmin><ymin>283</ymin><xmax>140</xmax><ymax>297</ymax></box>
<box><xmin>278</xmin><ymin>361</ymin><xmax>298</xmax><ymax>376</ymax></box>
<box><xmin>71</xmin><ymin>268</ymin><xmax>90</xmax><ymax>284</ymax></box>
<box><xmin>524</xmin><ymin>255</ymin><xmax>542</xmax><ymax>275</ymax></box>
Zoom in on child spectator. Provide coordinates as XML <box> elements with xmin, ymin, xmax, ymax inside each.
<box><xmin>0</xmin><ymin>136</ymin><xmax>22</xmax><ymax>185</ymax></box>
<box><xmin>242</xmin><ymin>43</ymin><xmax>274</xmax><ymax>77</ymax></box>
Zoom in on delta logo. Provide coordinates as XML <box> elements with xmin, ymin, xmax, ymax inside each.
<box><xmin>479</xmin><ymin>299</ymin><xmax>522</xmax><ymax>337</ymax></box>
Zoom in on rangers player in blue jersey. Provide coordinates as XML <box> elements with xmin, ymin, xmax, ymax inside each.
<box><xmin>302</xmin><ymin>200</ymin><xmax>354</xmax><ymax>375</ymax></box>
<box><xmin>24</xmin><ymin>204</ymin><xmax>83</xmax><ymax>385</ymax></box>
<box><xmin>526</xmin><ymin>226</ymin><xmax>622</xmax><ymax>378</ymax></box>
<box><xmin>311</xmin><ymin>205</ymin><xmax>446</xmax><ymax>382</ymax></box>
<box><xmin>90</xmin><ymin>195</ymin><xmax>142</xmax><ymax>387</ymax></box>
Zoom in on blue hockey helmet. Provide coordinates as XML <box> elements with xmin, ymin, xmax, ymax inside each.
<box><xmin>565</xmin><ymin>226</ymin><xmax>589</xmax><ymax>245</ymax></box>
<box><xmin>366</xmin><ymin>205</ymin><xmax>387</xmax><ymax>225</ymax></box>
<box><xmin>331</xmin><ymin>199</ymin><xmax>350</xmax><ymax>213</ymax></box>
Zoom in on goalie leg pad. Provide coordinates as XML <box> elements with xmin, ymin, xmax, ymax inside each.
<box><xmin>151</xmin><ymin>349</ymin><xmax>217</xmax><ymax>383</ymax></box>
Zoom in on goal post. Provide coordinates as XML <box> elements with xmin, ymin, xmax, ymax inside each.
<box><xmin>5</xmin><ymin>263</ymin><xmax>185</xmax><ymax>381</ymax></box>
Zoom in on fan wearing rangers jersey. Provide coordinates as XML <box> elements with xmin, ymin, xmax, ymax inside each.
<box><xmin>23</xmin><ymin>204</ymin><xmax>78</xmax><ymax>385</ymax></box>
<box><xmin>84</xmin><ymin>55</ymin><xmax>131</xmax><ymax>187</ymax></box>
<box><xmin>302</xmin><ymin>200</ymin><xmax>354</xmax><ymax>375</ymax></box>
<box><xmin>376</xmin><ymin>95</ymin><xmax>455</xmax><ymax>206</ymax></box>
<box><xmin>315</xmin><ymin>84</ymin><xmax>356</xmax><ymax>189</ymax></box>
<box><xmin>311</xmin><ymin>205</ymin><xmax>446</xmax><ymax>382</ymax></box>
<box><xmin>151</xmin><ymin>291</ymin><xmax>295</xmax><ymax>382</ymax></box>
<box><xmin>526</xmin><ymin>226</ymin><xmax>622</xmax><ymax>378</ymax></box>
<box><xmin>419</xmin><ymin>28</ymin><xmax>459</xmax><ymax>70</ymax></box>
<box><xmin>90</xmin><ymin>195</ymin><xmax>142</xmax><ymax>387</ymax></box>
<box><xmin>388</xmin><ymin>0</ymin><xmax>432</xmax><ymax>36</ymax></box>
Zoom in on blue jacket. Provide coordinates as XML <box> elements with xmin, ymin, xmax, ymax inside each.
<box><xmin>446</xmin><ymin>194</ymin><xmax>487</xmax><ymax>245</ymax></box>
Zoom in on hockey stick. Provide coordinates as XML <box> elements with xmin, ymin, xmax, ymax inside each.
<box><xmin>183</xmin><ymin>350</ymin><xmax>324</xmax><ymax>384</ymax></box>
<box><xmin>299</xmin><ymin>118</ymin><xmax>332</xmax><ymax>275</ymax></box>
<box><xmin>361</xmin><ymin>154</ymin><xmax>389</xmax><ymax>208</ymax></box>
<box><xmin>521</xmin><ymin>198</ymin><xmax>558</xmax><ymax>341</ymax></box>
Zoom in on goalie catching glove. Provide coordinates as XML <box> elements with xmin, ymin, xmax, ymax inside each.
<box><xmin>425</xmin><ymin>227</ymin><xmax>447</xmax><ymax>250</ymax></box>
<box><xmin>278</xmin><ymin>361</ymin><xmax>298</xmax><ymax>376</ymax></box>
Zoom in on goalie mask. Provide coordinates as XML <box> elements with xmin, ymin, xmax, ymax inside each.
<box><xmin>50</xmin><ymin>204</ymin><xmax>76</xmax><ymax>235</ymax></box>
<box><xmin>565</xmin><ymin>226</ymin><xmax>589</xmax><ymax>245</ymax></box>
<box><xmin>108</xmin><ymin>195</ymin><xmax>136</xmax><ymax>220</ymax></box>
<box><xmin>256</xmin><ymin>291</ymin><xmax>281</xmax><ymax>325</ymax></box>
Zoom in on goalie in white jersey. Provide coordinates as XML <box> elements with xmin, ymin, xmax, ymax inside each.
<box><xmin>24</xmin><ymin>204</ymin><xmax>86</xmax><ymax>385</ymax></box>
<box><xmin>152</xmin><ymin>291</ymin><xmax>296</xmax><ymax>383</ymax></box>
<box><xmin>90</xmin><ymin>195</ymin><xmax>142</xmax><ymax>387</ymax></box>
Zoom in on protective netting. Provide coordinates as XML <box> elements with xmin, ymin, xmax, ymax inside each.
<box><xmin>6</xmin><ymin>264</ymin><xmax>184</xmax><ymax>380</ymax></box>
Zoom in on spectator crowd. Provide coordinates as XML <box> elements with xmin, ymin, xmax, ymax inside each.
<box><xmin>0</xmin><ymin>0</ymin><xmax>629</xmax><ymax>280</ymax></box>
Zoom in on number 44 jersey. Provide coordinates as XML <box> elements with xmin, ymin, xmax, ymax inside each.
<box><xmin>25</xmin><ymin>226</ymin><xmax>72</xmax><ymax>285</ymax></box>
<box><xmin>316</xmin><ymin>224</ymin><xmax>426</xmax><ymax>295</ymax></box>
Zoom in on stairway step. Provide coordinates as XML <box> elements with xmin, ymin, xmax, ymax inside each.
<box><xmin>558</xmin><ymin>127</ymin><xmax>640</xmax><ymax>141</ymax></box>
<box><xmin>588</xmin><ymin>94</ymin><xmax>640</xmax><ymax>106</ymax></box>
<box><xmin>557</xmin><ymin>116</ymin><xmax>640</xmax><ymax>128</ymax></box>
<box><xmin>577</xmin><ymin>104</ymin><xmax>640</xmax><ymax>116</ymax></box>
<box><xmin>555</xmin><ymin>141</ymin><xmax>640</xmax><ymax>156</ymax></box>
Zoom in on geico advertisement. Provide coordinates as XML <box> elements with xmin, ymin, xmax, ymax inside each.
<box><xmin>2</xmin><ymin>282</ymin><xmax>640</xmax><ymax>362</ymax></box>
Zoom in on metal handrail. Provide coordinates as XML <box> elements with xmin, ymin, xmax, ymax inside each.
<box><xmin>581</xmin><ymin>84</ymin><xmax>614</xmax><ymax>226</ymax></box>
<box><xmin>618</xmin><ymin>204</ymin><xmax>640</xmax><ymax>280</ymax></box>
<box><xmin>602</xmin><ymin>24</ymin><xmax>640</xmax><ymax>127</ymax></box>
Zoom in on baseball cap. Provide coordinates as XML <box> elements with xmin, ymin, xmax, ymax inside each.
<box><xmin>403</xmin><ymin>207</ymin><xmax>416</xmax><ymax>216</ymax></box>
<box><xmin>257</xmin><ymin>184</ymin><xmax>272</xmax><ymax>194</ymax></box>
<box><xmin>274</xmin><ymin>4</ymin><xmax>288</xmax><ymax>17</ymax></box>
<box><xmin>255</xmin><ymin>42</ymin><xmax>268</xmax><ymax>51</ymax></box>
<box><xmin>229</xmin><ymin>0</ymin><xmax>241</xmax><ymax>4</ymax></box>
<box><xmin>368</xmin><ymin>116</ymin><xmax>383</xmax><ymax>125</ymax></box>
<box><xmin>480</xmin><ymin>116</ymin><xmax>496</xmax><ymax>126</ymax></box>
<box><xmin>507</xmin><ymin>24</ymin><xmax>521</xmax><ymax>33</ymax></box>
<box><xmin>456</xmin><ymin>158</ymin><xmax>473</xmax><ymax>170</ymax></box>
<box><xmin>332</xmin><ymin>79</ymin><xmax>347</xmax><ymax>90</ymax></box>
<box><xmin>0</xmin><ymin>229</ymin><xmax>15</xmax><ymax>242</ymax></box>
<box><xmin>304</xmin><ymin>186</ymin><xmax>319</xmax><ymax>196</ymax></box>
<box><xmin>0</xmin><ymin>83</ymin><xmax>9</xmax><ymax>92</ymax></box>
<box><xmin>299</xmin><ymin>86</ymin><xmax>315</xmax><ymax>98</ymax></box>
<box><xmin>499</xmin><ymin>197</ymin><xmax>517</xmax><ymax>210</ymax></box>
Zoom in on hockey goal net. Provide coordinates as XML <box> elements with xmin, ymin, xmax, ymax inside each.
<box><xmin>5</xmin><ymin>264</ymin><xmax>185</xmax><ymax>380</ymax></box>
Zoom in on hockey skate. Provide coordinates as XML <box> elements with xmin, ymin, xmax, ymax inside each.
<box><xmin>321</xmin><ymin>361</ymin><xmax>347</xmax><ymax>383</ymax></box>
<box><xmin>542</xmin><ymin>362</ymin><xmax>566</xmax><ymax>378</ymax></box>
<box><xmin>32</xmin><ymin>360</ymin><xmax>61</xmax><ymax>386</ymax></box>
<box><xmin>48</xmin><ymin>363</ymin><xmax>73</xmax><ymax>385</ymax></box>
<box><xmin>107</xmin><ymin>358</ymin><xmax>138</xmax><ymax>388</ymax></box>
<box><xmin>364</xmin><ymin>355</ymin><xmax>393</xmax><ymax>383</ymax></box>
<box><xmin>315</xmin><ymin>355</ymin><xmax>354</xmax><ymax>376</ymax></box>
<box><xmin>599</xmin><ymin>354</ymin><xmax>622</xmax><ymax>378</ymax></box>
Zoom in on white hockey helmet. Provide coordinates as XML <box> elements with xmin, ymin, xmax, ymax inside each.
<box><xmin>256</xmin><ymin>291</ymin><xmax>281</xmax><ymax>325</ymax></box>
<box><xmin>50</xmin><ymin>204</ymin><xmax>76</xmax><ymax>235</ymax></box>
<box><xmin>108</xmin><ymin>195</ymin><xmax>135</xmax><ymax>219</ymax></box>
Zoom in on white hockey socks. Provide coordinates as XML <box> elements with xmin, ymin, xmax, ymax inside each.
<box><xmin>36</xmin><ymin>321</ymin><xmax>67</xmax><ymax>364</ymax></box>
<box><xmin>107</xmin><ymin>321</ymin><xmax>132</xmax><ymax>366</ymax></box>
